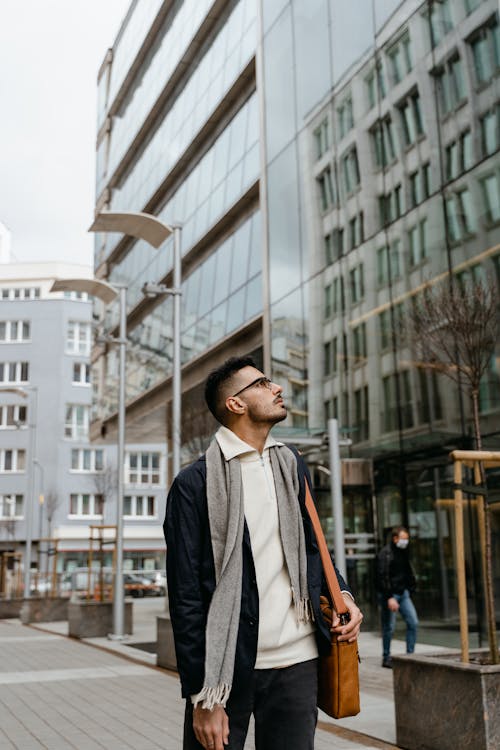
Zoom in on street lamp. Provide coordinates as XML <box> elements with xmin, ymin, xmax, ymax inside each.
<box><xmin>50</xmin><ymin>277</ymin><xmax>128</xmax><ymax>639</ymax></box>
<box><xmin>0</xmin><ymin>386</ymin><xmax>36</xmax><ymax>598</ymax></box>
<box><xmin>89</xmin><ymin>211</ymin><xmax>182</xmax><ymax>478</ymax></box>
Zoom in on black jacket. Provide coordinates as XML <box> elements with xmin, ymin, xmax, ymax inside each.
<box><xmin>376</xmin><ymin>542</ymin><xmax>416</xmax><ymax>601</ymax></box>
<box><xmin>164</xmin><ymin>447</ymin><xmax>350</xmax><ymax>698</ymax></box>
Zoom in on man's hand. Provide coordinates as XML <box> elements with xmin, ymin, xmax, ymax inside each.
<box><xmin>193</xmin><ymin>704</ymin><xmax>229</xmax><ymax>750</ymax></box>
<box><xmin>331</xmin><ymin>593</ymin><xmax>363</xmax><ymax>642</ymax></box>
<box><xmin>387</xmin><ymin>596</ymin><xmax>399</xmax><ymax>612</ymax></box>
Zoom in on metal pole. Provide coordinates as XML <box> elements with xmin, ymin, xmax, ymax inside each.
<box><xmin>328</xmin><ymin>418</ymin><xmax>346</xmax><ymax>579</ymax></box>
<box><xmin>112</xmin><ymin>286</ymin><xmax>127</xmax><ymax>638</ymax></box>
<box><xmin>172</xmin><ymin>225</ymin><xmax>182</xmax><ymax>479</ymax></box>
<box><xmin>24</xmin><ymin>388</ymin><xmax>37</xmax><ymax>599</ymax></box>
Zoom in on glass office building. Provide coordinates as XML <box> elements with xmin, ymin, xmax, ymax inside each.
<box><xmin>95</xmin><ymin>0</ymin><xmax>500</xmax><ymax>625</ymax></box>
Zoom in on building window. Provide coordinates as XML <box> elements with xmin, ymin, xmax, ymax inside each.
<box><xmin>408</xmin><ymin>218</ymin><xmax>428</xmax><ymax>266</ymax></box>
<box><xmin>446</xmin><ymin>190</ymin><xmax>476</xmax><ymax>241</ymax></box>
<box><xmin>71</xmin><ymin>448</ymin><xmax>104</xmax><ymax>472</ymax></box>
<box><xmin>470</xmin><ymin>20</ymin><xmax>500</xmax><ymax>85</ymax></box>
<box><xmin>324</xmin><ymin>284</ymin><xmax>333</xmax><ymax>319</ymax></box>
<box><xmin>365</xmin><ymin>61</ymin><xmax>386</xmax><ymax>109</ymax></box>
<box><xmin>480</xmin><ymin>106</ymin><xmax>500</xmax><ymax>157</ymax></box>
<box><xmin>66</xmin><ymin>321</ymin><xmax>91</xmax><ymax>355</ymax></box>
<box><xmin>379</xmin><ymin>309</ymin><xmax>391</xmax><ymax>349</ymax></box>
<box><xmin>409</xmin><ymin>165</ymin><xmax>430</xmax><ymax>207</ymax></box>
<box><xmin>352</xmin><ymin>323</ymin><xmax>367</xmax><ymax>362</ymax></box>
<box><xmin>313</xmin><ymin>119</ymin><xmax>330</xmax><ymax>160</ymax></box>
<box><xmin>0</xmin><ymin>287</ymin><xmax>40</xmax><ymax>301</ymax></box>
<box><xmin>64</xmin><ymin>405</ymin><xmax>90</xmax><ymax>440</ymax></box>
<box><xmin>377</xmin><ymin>240</ymin><xmax>401</xmax><ymax>285</ymax></box>
<box><xmin>399</xmin><ymin>91</ymin><xmax>424</xmax><ymax>145</ymax></box>
<box><xmin>342</xmin><ymin>147</ymin><xmax>361</xmax><ymax>194</ymax></box>
<box><xmin>461</xmin><ymin>130</ymin><xmax>473</xmax><ymax>170</ymax></box>
<box><xmin>427</xmin><ymin>0</ymin><xmax>453</xmax><ymax>48</ymax></box>
<box><xmin>317</xmin><ymin>166</ymin><xmax>336</xmax><ymax>211</ymax></box>
<box><xmin>382</xmin><ymin>371</ymin><xmax>414</xmax><ymax>432</ymax></box>
<box><xmin>337</xmin><ymin>97</ymin><xmax>354</xmax><ymax>139</ymax></box>
<box><xmin>435</xmin><ymin>55</ymin><xmax>467</xmax><ymax>115</ymax></box>
<box><xmin>324</xmin><ymin>342</ymin><xmax>331</xmax><ymax>376</ymax></box>
<box><xmin>378</xmin><ymin>186</ymin><xmax>403</xmax><ymax>228</ymax></box>
<box><xmin>349</xmin><ymin>212</ymin><xmax>364</xmax><ymax>249</ymax></box>
<box><xmin>325</xmin><ymin>229</ymin><xmax>344</xmax><ymax>264</ymax></box>
<box><xmin>387</xmin><ymin>33</ymin><xmax>412</xmax><ymax>84</ymax></box>
<box><xmin>349</xmin><ymin>264</ymin><xmax>365</xmax><ymax>304</ymax></box>
<box><xmin>353</xmin><ymin>386</ymin><xmax>369</xmax><ymax>442</ymax></box>
<box><xmin>72</xmin><ymin>362</ymin><xmax>90</xmax><ymax>385</ymax></box>
<box><xmin>123</xmin><ymin>495</ymin><xmax>156</xmax><ymax>518</ymax></box>
<box><xmin>125</xmin><ymin>452</ymin><xmax>161</xmax><ymax>485</ymax></box>
<box><xmin>465</xmin><ymin>0</ymin><xmax>483</xmax><ymax>13</ymax></box>
<box><xmin>0</xmin><ymin>404</ymin><xmax>27</xmax><ymax>429</ymax></box>
<box><xmin>0</xmin><ymin>449</ymin><xmax>25</xmax><ymax>472</ymax></box>
<box><xmin>0</xmin><ymin>320</ymin><xmax>30</xmax><ymax>342</ymax></box>
<box><xmin>0</xmin><ymin>494</ymin><xmax>23</xmax><ymax>518</ymax></box>
<box><xmin>371</xmin><ymin>117</ymin><xmax>397</xmax><ymax>168</ymax></box>
<box><xmin>69</xmin><ymin>493</ymin><xmax>103</xmax><ymax>518</ymax></box>
<box><xmin>0</xmin><ymin>361</ymin><xmax>29</xmax><ymax>384</ymax></box>
<box><xmin>445</xmin><ymin>141</ymin><xmax>459</xmax><ymax>181</ymax></box>
<box><xmin>63</xmin><ymin>291</ymin><xmax>89</xmax><ymax>301</ymax></box>
<box><xmin>418</xmin><ymin>370</ymin><xmax>443</xmax><ymax>423</ymax></box>
<box><xmin>481</xmin><ymin>173</ymin><xmax>500</xmax><ymax>223</ymax></box>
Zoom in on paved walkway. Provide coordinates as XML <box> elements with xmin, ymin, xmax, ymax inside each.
<box><xmin>0</xmin><ymin>607</ymin><xmax>455</xmax><ymax>750</ymax></box>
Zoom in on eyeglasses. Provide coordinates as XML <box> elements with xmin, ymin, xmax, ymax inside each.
<box><xmin>232</xmin><ymin>376</ymin><xmax>273</xmax><ymax>398</ymax></box>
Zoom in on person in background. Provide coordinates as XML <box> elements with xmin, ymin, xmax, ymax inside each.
<box><xmin>165</xmin><ymin>356</ymin><xmax>363</xmax><ymax>750</ymax></box>
<box><xmin>376</xmin><ymin>526</ymin><xmax>418</xmax><ymax>669</ymax></box>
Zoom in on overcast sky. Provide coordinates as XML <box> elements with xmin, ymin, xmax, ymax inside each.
<box><xmin>0</xmin><ymin>0</ymin><xmax>130</xmax><ymax>266</ymax></box>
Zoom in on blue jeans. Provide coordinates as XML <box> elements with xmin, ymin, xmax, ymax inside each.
<box><xmin>380</xmin><ymin>589</ymin><xmax>418</xmax><ymax>658</ymax></box>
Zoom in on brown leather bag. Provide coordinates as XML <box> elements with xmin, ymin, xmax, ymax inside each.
<box><xmin>304</xmin><ymin>482</ymin><xmax>360</xmax><ymax>719</ymax></box>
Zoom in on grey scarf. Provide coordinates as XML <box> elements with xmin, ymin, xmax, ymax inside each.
<box><xmin>195</xmin><ymin>438</ymin><xmax>312</xmax><ymax>710</ymax></box>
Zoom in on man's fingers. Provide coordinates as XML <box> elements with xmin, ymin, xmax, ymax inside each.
<box><xmin>222</xmin><ymin>712</ymin><xmax>230</xmax><ymax>743</ymax></box>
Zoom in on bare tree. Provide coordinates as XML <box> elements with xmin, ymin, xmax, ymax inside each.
<box><xmin>93</xmin><ymin>464</ymin><xmax>118</xmax><ymax>517</ymax></box>
<box><xmin>0</xmin><ymin>516</ymin><xmax>17</xmax><ymax>540</ymax></box>
<box><xmin>407</xmin><ymin>276</ymin><xmax>499</xmax><ymax>664</ymax></box>
<box><xmin>44</xmin><ymin>491</ymin><xmax>61</xmax><ymax>540</ymax></box>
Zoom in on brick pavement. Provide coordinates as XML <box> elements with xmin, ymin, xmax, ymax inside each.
<box><xmin>0</xmin><ymin>618</ymin><xmax>400</xmax><ymax>750</ymax></box>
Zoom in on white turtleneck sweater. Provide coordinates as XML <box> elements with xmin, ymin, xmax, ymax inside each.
<box><xmin>215</xmin><ymin>426</ymin><xmax>318</xmax><ymax>669</ymax></box>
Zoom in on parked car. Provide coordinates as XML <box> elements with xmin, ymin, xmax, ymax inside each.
<box><xmin>141</xmin><ymin>570</ymin><xmax>166</xmax><ymax>596</ymax></box>
<box><xmin>123</xmin><ymin>573</ymin><xmax>162</xmax><ymax>598</ymax></box>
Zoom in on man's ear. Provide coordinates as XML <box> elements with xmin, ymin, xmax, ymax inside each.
<box><xmin>225</xmin><ymin>395</ymin><xmax>246</xmax><ymax>416</ymax></box>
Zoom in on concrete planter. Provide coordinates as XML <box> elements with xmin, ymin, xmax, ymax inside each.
<box><xmin>19</xmin><ymin>596</ymin><xmax>69</xmax><ymax>624</ymax></box>
<box><xmin>68</xmin><ymin>600</ymin><xmax>133</xmax><ymax>639</ymax></box>
<box><xmin>393</xmin><ymin>650</ymin><xmax>500</xmax><ymax>750</ymax></box>
<box><xmin>0</xmin><ymin>598</ymin><xmax>24</xmax><ymax>619</ymax></box>
<box><xmin>157</xmin><ymin>613</ymin><xmax>177</xmax><ymax>670</ymax></box>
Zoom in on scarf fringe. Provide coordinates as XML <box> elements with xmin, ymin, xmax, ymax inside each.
<box><xmin>195</xmin><ymin>683</ymin><xmax>232</xmax><ymax>711</ymax></box>
<box><xmin>292</xmin><ymin>588</ymin><xmax>314</xmax><ymax>623</ymax></box>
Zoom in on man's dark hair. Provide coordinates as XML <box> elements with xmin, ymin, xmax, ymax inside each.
<box><xmin>392</xmin><ymin>526</ymin><xmax>409</xmax><ymax>538</ymax></box>
<box><xmin>205</xmin><ymin>356</ymin><xmax>256</xmax><ymax>423</ymax></box>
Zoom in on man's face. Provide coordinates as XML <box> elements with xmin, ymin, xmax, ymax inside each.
<box><xmin>228</xmin><ymin>366</ymin><xmax>287</xmax><ymax>425</ymax></box>
<box><xmin>394</xmin><ymin>530</ymin><xmax>410</xmax><ymax>549</ymax></box>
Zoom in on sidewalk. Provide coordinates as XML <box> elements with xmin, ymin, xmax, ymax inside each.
<box><xmin>0</xmin><ymin>605</ymin><xmax>455</xmax><ymax>750</ymax></box>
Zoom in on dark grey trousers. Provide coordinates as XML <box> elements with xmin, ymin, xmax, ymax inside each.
<box><xmin>183</xmin><ymin>658</ymin><xmax>318</xmax><ymax>750</ymax></box>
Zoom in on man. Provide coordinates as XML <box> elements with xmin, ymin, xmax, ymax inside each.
<box><xmin>165</xmin><ymin>356</ymin><xmax>362</xmax><ymax>750</ymax></box>
<box><xmin>376</xmin><ymin>526</ymin><xmax>418</xmax><ymax>669</ymax></box>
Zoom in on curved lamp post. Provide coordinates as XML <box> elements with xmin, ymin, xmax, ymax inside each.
<box><xmin>88</xmin><ymin>210</ymin><xmax>182</xmax><ymax>478</ymax></box>
<box><xmin>50</xmin><ymin>277</ymin><xmax>128</xmax><ymax>639</ymax></box>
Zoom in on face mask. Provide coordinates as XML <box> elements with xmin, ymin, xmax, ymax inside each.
<box><xmin>396</xmin><ymin>538</ymin><xmax>409</xmax><ymax>549</ymax></box>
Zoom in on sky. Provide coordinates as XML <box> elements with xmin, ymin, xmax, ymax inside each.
<box><xmin>0</xmin><ymin>0</ymin><xmax>130</xmax><ymax>267</ymax></box>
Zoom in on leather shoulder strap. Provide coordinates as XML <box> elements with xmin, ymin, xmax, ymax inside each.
<box><xmin>304</xmin><ymin>480</ymin><xmax>348</xmax><ymax>616</ymax></box>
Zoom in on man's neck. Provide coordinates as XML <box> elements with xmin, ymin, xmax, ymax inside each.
<box><xmin>228</xmin><ymin>422</ymin><xmax>272</xmax><ymax>455</ymax></box>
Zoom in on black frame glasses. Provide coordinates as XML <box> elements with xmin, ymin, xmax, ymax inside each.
<box><xmin>231</xmin><ymin>376</ymin><xmax>272</xmax><ymax>398</ymax></box>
